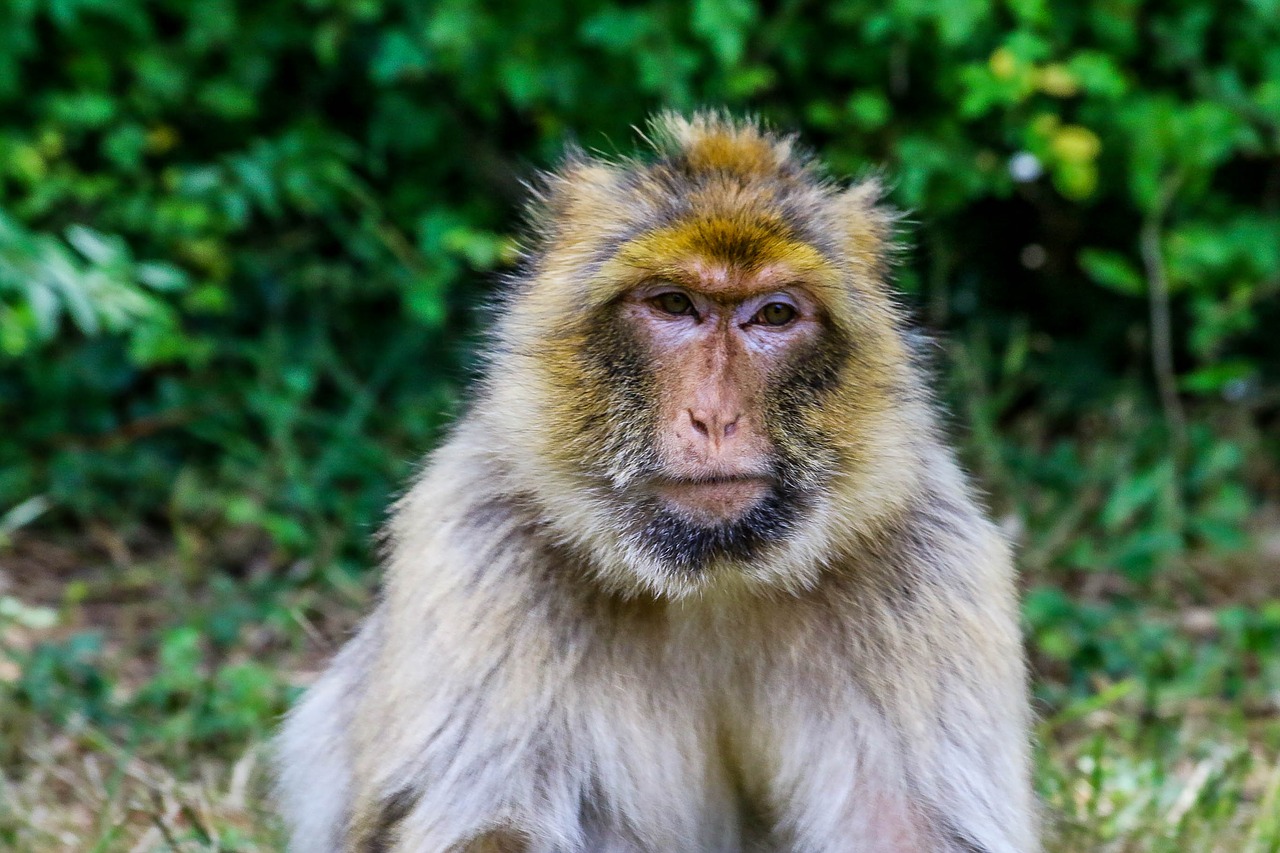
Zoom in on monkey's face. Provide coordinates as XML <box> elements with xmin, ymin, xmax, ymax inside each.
<box><xmin>500</xmin><ymin>217</ymin><xmax>912</xmax><ymax>595</ymax></box>
<box><xmin>624</xmin><ymin>275</ymin><xmax>817</xmax><ymax>518</ymax></box>
<box><xmin>553</xmin><ymin>221</ymin><xmax>865</xmax><ymax>586</ymax></box>
<box><xmin>491</xmin><ymin>116</ymin><xmax>920</xmax><ymax>596</ymax></box>
<box><xmin>591</xmin><ymin>261</ymin><xmax>845</xmax><ymax>573</ymax></box>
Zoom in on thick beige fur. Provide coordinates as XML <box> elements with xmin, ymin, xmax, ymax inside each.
<box><xmin>275</xmin><ymin>113</ymin><xmax>1038</xmax><ymax>852</ymax></box>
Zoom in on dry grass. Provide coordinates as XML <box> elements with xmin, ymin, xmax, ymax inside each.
<box><xmin>2</xmin><ymin>531</ymin><xmax>1279</xmax><ymax>852</ymax></box>
<box><xmin>0</xmin><ymin>725</ymin><xmax>280</xmax><ymax>851</ymax></box>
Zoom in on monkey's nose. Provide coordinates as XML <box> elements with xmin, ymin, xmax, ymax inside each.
<box><xmin>686</xmin><ymin>408</ymin><xmax>741</xmax><ymax>449</ymax></box>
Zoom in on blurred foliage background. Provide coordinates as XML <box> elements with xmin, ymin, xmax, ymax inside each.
<box><xmin>1</xmin><ymin>0</ymin><xmax>1279</xmax><ymax>849</ymax></box>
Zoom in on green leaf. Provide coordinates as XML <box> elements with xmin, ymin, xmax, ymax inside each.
<box><xmin>691</xmin><ymin>0</ymin><xmax>756</xmax><ymax>66</ymax></box>
<box><xmin>1180</xmin><ymin>362</ymin><xmax>1253</xmax><ymax>395</ymax></box>
<box><xmin>1079</xmin><ymin>249</ymin><xmax>1144</xmax><ymax>297</ymax></box>
<box><xmin>371</xmin><ymin>30</ymin><xmax>431</xmax><ymax>83</ymax></box>
<box><xmin>1100</xmin><ymin>462</ymin><xmax>1171</xmax><ymax>532</ymax></box>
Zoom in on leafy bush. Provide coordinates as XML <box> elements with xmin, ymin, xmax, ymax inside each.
<box><xmin>1</xmin><ymin>0</ymin><xmax>1277</xmax><ymax>703</ymax></box>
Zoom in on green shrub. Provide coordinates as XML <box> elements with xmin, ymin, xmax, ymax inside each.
<box><xmin>1</xmin><ymin>0</ymin><xmax>1277</xmax><ymax>705</ymax></box>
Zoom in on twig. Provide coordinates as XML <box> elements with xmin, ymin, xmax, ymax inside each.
<box><xmin>1138</xmin><ymin>171</ymin><xmax>1187</xmax><ymax>454</ymax></box>
<box><xmin>147</xmin><ymin>789</ymin><xmax>182</xmax><ymax>850</ymax></box>
<box><xmin>1138</xmin><ymin>171</ymin><xmax>1190</xmax><ymax>552</ymax></box>
<box><xmin>46</xmin><ymin>403</ymin><xmax>213</xmax><ymax>451</ymax></box>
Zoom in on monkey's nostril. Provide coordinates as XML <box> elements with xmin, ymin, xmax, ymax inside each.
<box><xmin>687</xmin><ymin>410</ymin><xmax>742</xmax><ymax>442</ymax></box>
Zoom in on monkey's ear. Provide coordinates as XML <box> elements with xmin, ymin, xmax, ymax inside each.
<box><xmin>833</xmin><ymin>177</ymin><xmax>898</xmax><ymax>274</ymax></box>
<box><xmin>525</xmin><ymin>154</ymin><xmax>625</xmax><ymax>247</ymax></box>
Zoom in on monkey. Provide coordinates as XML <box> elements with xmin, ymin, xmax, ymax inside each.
<box><xmin>274</xmin><ymin>112</ymin><xmax>1038</xmax><ymax>853</ymax></box>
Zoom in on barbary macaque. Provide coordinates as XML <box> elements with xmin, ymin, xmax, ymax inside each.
<box><xmin>275</xmin><ymin>112</ymin><xmax>1038</xmax><ymax>853</ymax></box>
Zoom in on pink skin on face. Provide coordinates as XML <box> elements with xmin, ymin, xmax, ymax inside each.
<box><xmin>619</xmin><ymin>267</ymin><xmax>823</xmax><ymax>522</ymax></box>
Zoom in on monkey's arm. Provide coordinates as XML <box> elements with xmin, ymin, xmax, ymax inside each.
<box><xmin>759</xmin><ymin>501</ymin><xmax>1036</xmax><ymax>853</ymax></box>
<box><xmin>343</xmin><ymin>567</ymin><xmax>582</xmax><ymax>848</ymax></box>
<box><xmin>907</xmin><ymin>662</ymin><xmax>1038</xmax><ymax>853</ymax></box>
<box><xmin>873</xmin><ymin>516</ymin><xmax>1037</xmax><ymax>853</ymax></box>
<box><xmin>341</xmin><ymin>602</ymin><xmax>578</xmax><ymax>853</ymax></box>
<box><xmin>275</xmin><ymin>621</ymin><xmax>373</xmax><ymax>852</ymax></box>
<box><xmin>276</xmin><ymin>451</ymin><xmax>584</xmax><ymax>852</ymax></box>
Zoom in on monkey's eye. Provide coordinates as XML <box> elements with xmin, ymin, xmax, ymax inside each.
<box><xmin>754</xmin><ymin>302</ymin><xmax>797</xmax><ymax>326</ymax></box>
<box><xmin>652</xmin><ymin>292</ymin><xmax>696</xmax><ymax>317</ymax></box>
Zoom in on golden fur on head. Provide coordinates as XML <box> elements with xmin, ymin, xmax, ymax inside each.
<box><xmin>478</xmin><ymin>112</ymin><xmax>923</xmax><ymax>598</ymax></box>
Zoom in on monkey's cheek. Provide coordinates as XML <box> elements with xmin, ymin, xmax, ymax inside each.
<box><xmin>654</xmin><ymin>479</ymin><xmax>771</xmax><ymax>524</ymax></box>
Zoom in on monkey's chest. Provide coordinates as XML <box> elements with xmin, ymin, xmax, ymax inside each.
<box><xmin>562</xmin><ymin>651</ymin><xmax>894</xmax><ymax>851</ymax></box>
<box><xmin>568</xmin><ymin>687</ymin><xmax>764</xmax><ymax>850</ymax></box>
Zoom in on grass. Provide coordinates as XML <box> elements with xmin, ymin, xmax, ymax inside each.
<box><xmin>0</xmin><ymin>725</ymin><xmax>278</xmax><ymax>851</ymax></box>
<box><xmin>3</xmin><ymin>526</ymin><xmax>1279</xmax><ymax>852</ymax></box>
<box><xmin>1038</xmin><ymin>695</ymin><xmax>1280</xmax><ymax>851</ymax></box>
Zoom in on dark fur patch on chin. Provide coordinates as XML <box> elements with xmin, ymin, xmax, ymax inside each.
<box><xmin>630</xmin><ymin>485</ymin><xmax>804</xmax><ymax>574</ymax></box>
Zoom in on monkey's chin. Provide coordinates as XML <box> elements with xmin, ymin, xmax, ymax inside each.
<box><xmin>652</xmin><ymin>477</ymin><xmax>771</xmax><ymax>525</ymax></box>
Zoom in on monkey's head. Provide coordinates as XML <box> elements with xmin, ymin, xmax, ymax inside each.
<box><xmin>481</xmin><ymin>113</ymin><xmax>928</xmax><ymax>598</ymax></box>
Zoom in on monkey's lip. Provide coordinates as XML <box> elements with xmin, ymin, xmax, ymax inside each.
<box><xmin>651</xmin><ymin>476</ymin><xmax>771</xmax><ymax>522</ymax></box>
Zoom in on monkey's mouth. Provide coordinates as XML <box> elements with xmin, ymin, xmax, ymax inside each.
<box><xmin>650</xmin><ymin>475</ymin><xmax>772</xmax><ymax>523</ymax></box>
